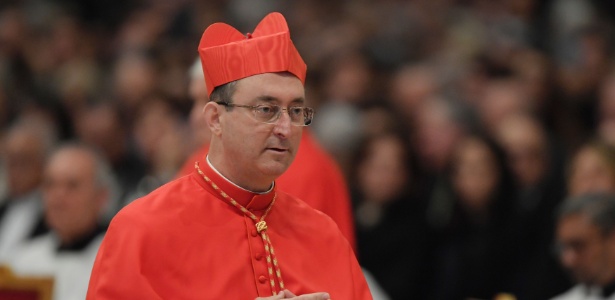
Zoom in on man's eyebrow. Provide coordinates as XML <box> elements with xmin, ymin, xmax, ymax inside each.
<box><xmin>254</xmin><ymin>95</ymin><xmax>306</xmax><ymax>104</ymax></box>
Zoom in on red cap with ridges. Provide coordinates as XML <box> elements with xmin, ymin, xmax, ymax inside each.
<box><xmin>198</xmin><ymin>12</ymin><xmax>307</xmax><ymax>96</ymax></box>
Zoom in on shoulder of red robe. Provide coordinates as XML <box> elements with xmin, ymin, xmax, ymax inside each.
<box><xmin>198</xmin><ymin>12</ymin><xmax>307</xmax><ymax>97</ymax></box>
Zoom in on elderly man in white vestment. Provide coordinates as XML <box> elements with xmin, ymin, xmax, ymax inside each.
<box><xmin>8</xmin><ymin>143</ymin><xmax>113</xmax><ymax>300</ymax></box>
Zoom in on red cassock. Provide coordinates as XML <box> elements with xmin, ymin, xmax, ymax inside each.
<box><xmin>176</xmin><ymin>129</ymin><xmax>356</xmax><ymax>250</ymax></box>
<box><xmin>87</xmin><ymin>158</ymin><xmax>372</xmax><ymax>299</ymax></box>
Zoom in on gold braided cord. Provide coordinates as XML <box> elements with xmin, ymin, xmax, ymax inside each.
<box><xmin>195</xmin><ymin>161</ymin><xmax>285</xmax><ymax>295</ymax></box>
<box><xmin>256</xmin><ymin>221</ymin><xmax>268</xmax><ymax>233</ymax></box>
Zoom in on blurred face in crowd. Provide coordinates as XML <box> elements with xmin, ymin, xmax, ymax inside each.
<box><xmin>452</xmin><ymin>137</ymin><xmax>500</xmax><ymax>213</ymax></box>
<box><xmin>357</xmin><ymin>135</ymin><xmax>408</xmax><ymax>204</ymax></box>
<box><xmin>413</xmin><ymin>99</ymin><xmax>462</xmax><ymax>173</ymax></box>
<box><xmin>598</xmin><ymin>76</ymin><xmax>615</xmax><ymax>145</ymax></box>
<box><xmin>478</xmin><ymin>80</ymin><xmax>529</xmax><ymax>134</ymax></box>
<box><xmin>42</xmin><ymin>147</ymin><xmax>106</xmax><ymax>244</ymax></box>
<box><xmin>3</xmin><ymin>127</ymin><xmax>45</xmax><ymax>197</ymax></box>
<box><xmin>75</xmin><ymin>104</ymin><xmax>124</xmax><ymax>164</ymax></box>
<box><xmin>324</xmin><ymin>53</ymin><xmax>371</xmax><ymax>104</ymax></box>
<box><xmin>389</xmin><ymin>65</ymin><xmax>437</xmax><ymax>119</ymax></box>
<box><xmin>133</xmin><ymin>97</ymin><xmax>180</xmax><ymax>162</ymax></box>
<box><xmin>568</xmin><ymin>146</ymin><xmax>615</xmax><ymax>197</ymax></box>
<box><xmin>133</xmin><ymin>97</ymin><xmax>187</xmax><ymax>176</ymax></box>
<box><xmin>188</xmin><ymin>75</ymin><xmax>211</xmax><ymax>148</ymax></box>
<box><xmin>497</xmin><ymin>114</ymin><xmax>548</xmax><ymax>188</ymax></box>
<box><xmin>557</xmin><ymin>213</ymin><xmax>615</xmax><ymax>286</ymax></box>
<box><xmin>206</xmin><ymin>72</ymin><xmax>305</xmax><ymax>191</ymax></box>
<box><xmin>113</xmin><ymin>53</ymin><xmax>157</xmax><ymax>110</ymax></box>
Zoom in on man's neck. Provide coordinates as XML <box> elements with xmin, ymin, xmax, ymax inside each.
<box><xmin>206</xmin><ymin>156</ymin><xmax>274</xmax><ymax>194</ymax></box>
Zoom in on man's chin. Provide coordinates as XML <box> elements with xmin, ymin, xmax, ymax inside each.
<box><xmin>259</xmin><ymin>161</ymin><xmax>291</xmax><ymax>178</ymax></box>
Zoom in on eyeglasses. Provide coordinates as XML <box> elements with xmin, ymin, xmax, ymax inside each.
<box><xmin>215</xmin><ymin>102</ymin><xmax>314</xmax><ymax>126</ymax></box>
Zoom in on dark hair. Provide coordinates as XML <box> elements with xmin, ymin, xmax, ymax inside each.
<box><xmin>558</xmin><ymin>193</ymin><xmax>615</xmax><ymax>236</ymax></box>
<box><xmin>451</xmin><ymin>132</ymin><xmax>516</xmax><ymax>201</ymax></box>
<box><xmin>209</xmin><ymin>81</ymin><xmax>238</xmax><ymax>109</ymax></box>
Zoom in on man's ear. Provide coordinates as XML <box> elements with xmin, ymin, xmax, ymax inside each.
<box><xmin>203</xmin><ymin>101</ymin><xmax>222</xmax><ymax>136</ymax></box>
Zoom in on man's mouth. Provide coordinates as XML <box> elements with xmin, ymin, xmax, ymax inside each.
<box><xmin>267</xmin><ymin>147</ymin><xmax>288</xmax><ymax>153</ymax></box>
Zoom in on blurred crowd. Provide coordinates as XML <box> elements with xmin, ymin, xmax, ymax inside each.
<box><xmin>1</xmin><ymin>0</ymin><xmax>615</xmax><ymax>299</ymax></box>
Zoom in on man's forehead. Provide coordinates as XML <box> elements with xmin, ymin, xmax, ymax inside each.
<box><xmin>234</xmin><ymin>73</ymin><xmax>305</xmax><ymax>98</ymax></box>
<box><xmin>559</xmin><ymin>214</ymin><xmax>599</xmax><ymax>237</ymax></box>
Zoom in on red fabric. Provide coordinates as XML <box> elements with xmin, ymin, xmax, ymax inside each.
<box><xmin>276</xmin><ymin>130</ymin><xmax>356</xmax><ymax>250</ymax></box>
<box><xmin>0</xmin><ymin>290</ymin><xmax>38</xmax><ymax>300</ymax></box>
<box><xmin>176</xmin><ymin>145</ymin><xmax>209</xmax><ymax>178</ymax></box>
<box><xmin>87</xmin><ymin>158</ymin><xmax>371</xmax><ymax>300</ymax></box>
<box><xmin>198</xmin><ymin>12</ymin><xmax>306</xmax><ymax>96</ymax></box>
<box><xmin>176</xmin><ymin>130</ymin><xmax>356</xmax><ymax>250</ymax></box>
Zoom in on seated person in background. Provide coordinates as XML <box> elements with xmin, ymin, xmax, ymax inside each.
<box><xmin>8</xmin><ymin>143</ymin><xmax>112</xmax><ymax>300</ymax></box>
<box><xmin>552</xmin><ymin>193</ymin><xmax>615</xmax><ymax>300</ymax></box>
<box><xmin>568</xmin><ymin>140</ymin><xmax>615</xmax><ymax>197</ymax></box>
<box><xmin>351</xmin><ymin>130</ymin><xmax>431</xmax><ymax>300</ymax></box>
<box><xmin>0</xmin><ymin>116</ymin><xmax>57</xmax><ymax>262</ymax></box>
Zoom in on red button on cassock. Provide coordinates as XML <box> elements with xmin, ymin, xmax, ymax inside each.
<box><xmin>258</xmin><ymin>275</ymin><xmax>267</xmax><ymax>284</ymax></box>
<box><xmin>255</xmin><ymin>253</ymin><xmax>263</xmax><ymax>261</ymax></box>
<box><xmin>251</xmin><ymin>230</ymin><xmax>258</xmax><ymax>237</ymax></box>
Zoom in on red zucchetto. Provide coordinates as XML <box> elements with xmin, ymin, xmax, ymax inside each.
<box><xmin>198</xmin><ymin>12</ymin><xmax>307</xmax><ymax>96</ymax></box>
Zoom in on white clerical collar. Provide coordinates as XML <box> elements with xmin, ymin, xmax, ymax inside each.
<box><xmin>206</xmin><ymin>155</ymin><xmax>274</xmax><ymax>194</ymax></box>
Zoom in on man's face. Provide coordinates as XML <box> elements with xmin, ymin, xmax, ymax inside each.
<box><xmin>557</xmin><ymin>214</ymin><xmax>615</xmax><ymax>285</ymax></box>
<box><xmin>569</xmin><ymin>147</ymin><xmax>615</xmax><ymax>196</ymax></box>
<box><xmin>4</xmin><ymin>129</ymin><xmax>44</xmax><ymax>197</ymax></box>
<box><xmin>42</xmin><ymin>148</ymin><xmax>104</xmax><ymax>242</ymax></box>
<box><xmin>216</xmin><ymin>73</ymin><xmax>305</xmax><ymax>187</ymax></box>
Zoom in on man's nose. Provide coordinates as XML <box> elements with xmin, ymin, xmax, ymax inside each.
<box><xmin>272</xmin><ymin>110</ymin><xmax>292</xmax><ymax>138</ymax></box>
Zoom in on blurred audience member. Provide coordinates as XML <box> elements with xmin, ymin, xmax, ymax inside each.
<box><xmin>0</xmin><ymin>115</ymin><xmax>57</xmax><ymax>262</ymax></box>
<box><xmin>568</xmin><ymin>140</ymin><xmax>615</xmax><ymax>197</ymax></box>
<box><xmin>477</xmin><ymin>79</ymin><xmax>531</xmax><ymax>136</ymax></box>
<box><xmin>497</xmin><ymin>113</ymin><xmax>551</xmax><ymax>189</ymax></box>
<box><xmin>597</xmin><ymin>72</ymin><xmax>615</xmax><ymax>146</ymax></box>
<box><xmin>312</xmin><ymin>51</ymin><xmax>373</xmax><ymax>175</ymax></box>
<box><xmin>8</xmin><ymin>143</ymin><xmax>111</xmax><ymax>300</ymax></box>
<box><xmin>412</xmin><ymin>97</ymin><xmax>468</xmax><ymax>177</ymax></box>
<box><xmin>130</xmin><ymin>95</ymin><xmax>189</xmax><ymax>200</ymax></box>
<box><xmin>388</xmin><ymin>64</ymin><xmax>439</xmax><ymax>122</ymax></box>
<box><xmin>186</xmin><ymin>58</ymin><xmax>211</xmax><ymax>151</ymax></box>
<box><xmin>351</xmin><ymin>129</ymin><xmax>431</xmax><ymax>299</ymax></box>
<box><xmin>429</xmin><ymin>133</ymin><xmax>516</xmax><ymax>300</ymax></box>
<box><xmin>415</xmin><ymin>97</ymin><xmax>470</xmax><ymax>230</ymax></box>
<box><xmin>496</xmin><ymin>113</ymin><xmax>570</xmax><ymax>299</ymax></box>
<box><xmin>176</xmin><ymin>58</ymin><xmax>211</xmax><ymax>177</ymax></box>
<box><xmin>552</xmin><ymin>21</ymin><xmax>611</xmax><ymax>150</ymax></box>
<box><xmin>111</xmin><ymin>51</ymin><xmax>159</xmax><ymax>116</ymax></box>
<box><xmin>74</xmin><ymin>101</ymin><xmax>146</xmax><ymax>211</ymax></box>
<box><xmin>552</xmin><ymin>193</ymin><xmax>615</xmax><ymax>300</ymax></box>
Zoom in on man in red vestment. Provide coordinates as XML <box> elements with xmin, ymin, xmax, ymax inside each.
<box><xmin>87</xmin><ymin>12</ymin><xmax>372</xmax><ymax>300</ymax></box>
<box><xmin>178</xmin><ymin>60</ymin><xmax>356</xmax><ymax>250</ymax></box>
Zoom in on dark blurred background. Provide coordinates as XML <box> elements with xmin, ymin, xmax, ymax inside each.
<box><xmin>1</xmin><ymin>0</ymin><xmax>615</xmax><ymax>299</ymax></box>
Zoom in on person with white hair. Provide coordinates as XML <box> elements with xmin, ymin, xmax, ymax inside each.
<box><xmin>9</xmin><ymin>142</ymin><xmax>114</xmax><ymax>300</ymax></box>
